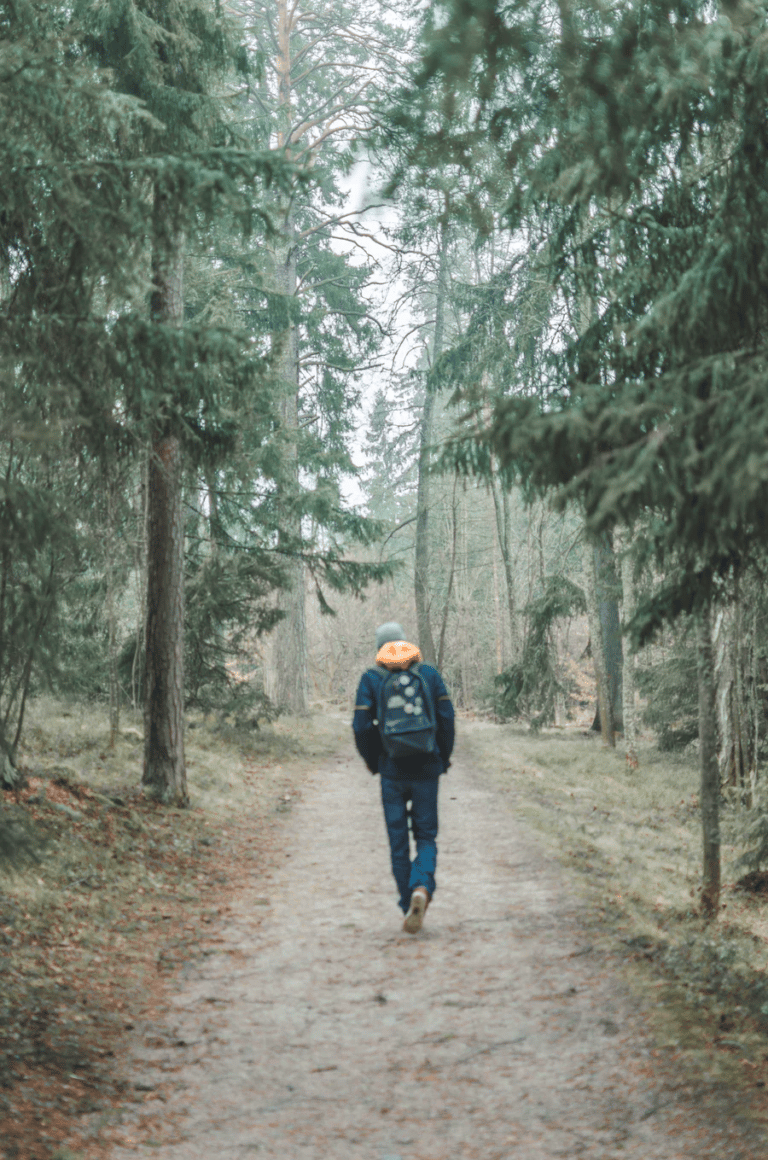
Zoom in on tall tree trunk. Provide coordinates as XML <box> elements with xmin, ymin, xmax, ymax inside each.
<box><xmin>272</xmin><ymin>0</ymin><xmax>309</xmax><ymax>713</ymax></box>
<box><xmin>489</xmin><ymin>460</ymin><xmax>520</xmax><ymax>663</ymax></box>
<box><xmin>132</xmin><ymin>456</ymin><xmax>148</xmax><ymax>712</ymax></box>
<box><xmin>272</xmin><ymin>281</ymin><xmax>309</xmax><ymax>714</ymax></box>
<box><xmin>436</xmin><ymin>471</ymin><xmax>459</xmax><ymax>672</ymax></box>
<box><xmin>714</xmin><ymin>588</ymin><xmax>753</xmax><ymax>796</ymax></box>
<box><xmin>493</xmin><ymin>528</ymin><xmax>502</xmax><ymax>675</ymax></box>
<box><xmin>714</xmin><ymin>603</ymin><xmax>738</xmax><ymax>787</ymax></box>
<box><xmin>272</xmin><ymin>236</ymin><xmax>309</xmax><ymax>714</ymax></box>
<box><xmin>619</xmin><ymin>537</ymin><xmax>638</xmax><ymax>769</ymax></box>
<box><xmin>414</xmin><ymin>219</ymin><xmax>449</xmax><ymax>666</ymax></box>
<box><xmin>0</xmin><ymin>449</ymin><xmax>12</xmax><ymax>766</ymax></box>
<box><xmin>143</xmin><ymin>207</ymin><xmax>187</xmax><ymax>806</ymax></box>
<box><xmin>697</xmin><ymin>607</ymin><xmax>720</xmax><ymax>920</ymax></box>
<box><xmin>584</xmin><ymin>534</ymin><xmax>614</xmax><ymax>746</ymax></box>
<box><xmin>575</xmin><ymin>214</ymin><xmax>618</xmax><ymax>741</ymax></box>
<box><xmin>593</xmin><ymin>533</ymin><xmax>623</xmax><ymax>733</ymax></box>
<box><xmin>750</xmin><ymin>602</ymin><xmax>760</xmax><ymax>806</ymax></box>
<box><xmin>104</xmin><ymin>466</ymin><xmax>119</xmax><ymax>749</ymax></box>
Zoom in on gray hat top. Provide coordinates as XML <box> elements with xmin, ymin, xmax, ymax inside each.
<box><xmin>376</xmin><ymin>622</ymin><xmax>406</xmax><ymax>651</ymax></box>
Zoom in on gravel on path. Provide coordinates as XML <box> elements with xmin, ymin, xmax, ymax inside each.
<box><xmin>98</xmin><ymin>743</ymin><xmax>768</xmax><ymax>1159</ymax></box>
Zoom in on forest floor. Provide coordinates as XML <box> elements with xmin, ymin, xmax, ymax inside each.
<box><xmin>4</xmin><ymin>704</ymin><xmax>768</xmax><ymax>1158</ymax></box>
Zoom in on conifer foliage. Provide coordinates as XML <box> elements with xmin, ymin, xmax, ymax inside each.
<box><xmin>0</xmin><ymin>0</ymin><xmax>397</xmax><ymax>821</ymax></box>
<box><xmin>0</xmin><ymin>1</ymin><xmax>142</xmax><ymax>778</ymax></box>
<box><xmin>392</xmin><ymin>0</ymin><xmax>768</xmax><ymax>914</ymax></box>
<box><xmin>0</xmin><ymin>0</ymin><xmax>286</xmax><ymax>807</ymax></box>
<box><xmin>75</xmin><ymin>0</ymin><xmax>290</xmax><ymax>804</ymax></box>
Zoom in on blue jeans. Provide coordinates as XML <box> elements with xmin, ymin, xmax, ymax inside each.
<box><xmin>380</xmin><ymin>774</ymin><xmax>439</xmax><ymax>912</ymax></box>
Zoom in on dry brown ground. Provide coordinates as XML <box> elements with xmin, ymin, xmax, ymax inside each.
<box><xmin>0</xmin><ymin>708</ymin><xmax>334</xmax><ymax>1160</ymax></box>
<box><xmin>34</xmin><ymin>722</ymin><xmax>768</xmax><ymax>1160</ymax></box>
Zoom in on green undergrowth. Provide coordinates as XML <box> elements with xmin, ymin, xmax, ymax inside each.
<box><xmin>0</xmin><ymin>697</ymin><xmax>347</xmax><ymax>1160</ymax></box>
<box><xmin>461</xmin><ymin>720</ymin><xmax>768</xmax><ymax>1080</ymax></box>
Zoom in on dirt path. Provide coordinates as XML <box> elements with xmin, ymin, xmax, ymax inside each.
<box><xmin>94</xmin><ymin>742</ymin><xmax>768</xmax><ymax>1160</ymax></box>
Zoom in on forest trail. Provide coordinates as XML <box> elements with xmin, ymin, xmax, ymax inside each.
<box><xmin>98</xmin><ymin>740</ymin><xmax>768</xmax><ymax>1160</ymax></box>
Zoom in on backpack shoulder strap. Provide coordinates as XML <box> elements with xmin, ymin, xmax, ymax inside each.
<box><xmin>365</xmin><ymin>666</ymin><xmax>389</xmax><ymax>726</ymax></box>
<box><xmin>407</xmin><ymin>661</ymin><xmax>436</xmax><ymax>722</ymax></box>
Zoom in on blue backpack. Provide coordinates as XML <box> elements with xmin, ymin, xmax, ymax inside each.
<box><xmin>369</xmin><ymin>662</ymin><xmax>438</xmax><ymax>759</ymax></box>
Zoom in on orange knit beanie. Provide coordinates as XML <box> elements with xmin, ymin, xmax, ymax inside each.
<box><xmin>375</xmin><ymin>640</ymin><xmax>422</xmax><ymax>671</ymax></box>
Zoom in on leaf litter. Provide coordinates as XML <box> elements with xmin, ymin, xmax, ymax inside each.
<box><xmin>0</xmin><ymin>696</ymin><xmax>348</xmax><ymax>1160</ymax></box>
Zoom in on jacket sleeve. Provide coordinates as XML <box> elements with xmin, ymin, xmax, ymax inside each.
<box><xmin>352</xmin><ymin>670</ymin><xmax>383</xmax><ymax>774</ymax></box>
<box><xmin>430</xmin><ymin>669</ymin><xmax>455</xmax><ymax>773</ymax></box>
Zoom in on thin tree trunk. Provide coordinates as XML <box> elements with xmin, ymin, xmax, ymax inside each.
<box><xmin>102</xmin><ymin>463</ymin><xmax>121</xmax><ymax>749</ymax></box>
<box><xmin>0</xmin><ymin>447</ymin><xmax>12</xmax><ymax>712</ymax></box>
<box><xmin>593</xmin><ymin>533</ymin><xmax>623</xmax><ymax>733</ymax></box>
<box><xmin>272</xmin><ymin>242</ymin><xmax>309</xmax><ymax>714</ymax></box>
<box><xmin>750</xmin><ymin>602</ymin><xmax>760</xmax><ymax>806</ymax></box>
<box><xmin>414</xmin><ymin>219</ymin><xmax>449</xmax><ymax>666</ymax></box>
<box><xmin>272</xmin><ymin>0</ymin><xmax>309</xmax><ymax>713</ymax></box>
<box><xmin>414</xmin><ymin>385</ymin><xmax>438</xmax><ymax>665</ymax></box>
<box><xmin>132</xmin><ymin>456</ymin><xmax>148</xmax><ymax>712</ymax></box>
<box><xmin>584</xmin><ymin>536</ymin><xmax>614</xmax><ymax>746</ymax></box>
<box><xmin>714</xmin><ymin>604</ymin><xmax>736</xmax><ymax>785</ymax></box>
<box><xmin>697</xmin><ymin>607</ymin><xmax>720</xmax><ymax>920</ymax></box>
<box><xmin>459</xmin><ymin>501</ymin><xmax>470</xmax><ymax>707</ymax></box>
<box><xmin>619</xmin><ymin>538</ymin><xmax>638</xmax><ymax>769</ymax></box>
<box><xmin>143</xmin><ymin>206</ymin><xmax>187</xmax><ymax>807</ymax></box>
<box><xmin>502</xmin><ymin>489</ymin><xmax>519</xmax><ymax>661</ymax></box>
<box><xmin>489</xmin><ymin>461</ymin><xmax>520</xmax><ymax>663</ymax></box>
<box><xmin>493</xmin><ymin>528</ymin><xmax>502</xmax><ymax>675</ymax></box>
<box><xmin>436</xmin><ymin>472</ymin><xmax>459</xmax><ymax>672</ymax></box>
<box><xmin>734</xmin><ymin>590</ymin><xmax>747</xmax><ymax>788</ymax></box>
<box><xmin>575</xmin><ymin>214</ymin><xmax>616</xmax><ymax>743</ymax></box>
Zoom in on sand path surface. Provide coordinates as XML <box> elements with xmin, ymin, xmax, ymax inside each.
<box><xmin>103</xmin><ymin>742</ymin><xmax>768</xmax><ymax>1159</ymax></box>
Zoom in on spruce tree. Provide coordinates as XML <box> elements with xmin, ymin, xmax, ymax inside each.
<box><xmin>395</xmin><ymin>0</ymin><xmax>768</xmax><ymax>912</ymax></box>
<box><xmin>75</xmin><ymin>0</ymin><xmax>291</xmax><ymax>801</ymax></box>
<box><xmin>0</xmin><ymin>2</ymin><xmax>150</xmax><ymax>777</ymax></box>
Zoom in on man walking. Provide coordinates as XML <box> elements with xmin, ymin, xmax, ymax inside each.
<box><xmin>353</xmin><ymin>622</ymin><xmax>455</xmax><ymax>933</ymax></box>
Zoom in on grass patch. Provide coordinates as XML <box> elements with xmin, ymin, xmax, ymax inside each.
<box><xmin>0</xmin><ymin>697</ymin><xmax>347</xmax><ymax>1160</ymax></box>
<box><xmin>461</xmin><ymin>720</ymin><xmax>768</xmax><ymax>1085</ymax></box>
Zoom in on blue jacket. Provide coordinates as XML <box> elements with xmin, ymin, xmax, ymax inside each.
<box><xmin>352</xmin><ymin>663</ymin><xmax>455</xmax><ymax>779</ymax></box>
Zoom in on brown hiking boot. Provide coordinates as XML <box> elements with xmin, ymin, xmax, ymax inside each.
<box><xmin>403</xmin><ymin>887</ymin><xmax>430</xmax><ymax>934</ymax></box>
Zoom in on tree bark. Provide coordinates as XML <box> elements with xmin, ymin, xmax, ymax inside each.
<box><xmin>436</xmin><ymin>471</ymin><xmax>459</xmax><ymax>672</ymax></box>
<box><xmin>104</xmin><ymin>467</ymin><xmax>120</xmax><ymax>749</ymax></box>
<box><xmin>414</xmin><ymin>219</ymin><xmax>449</xmax><ymax>667</ymax></box>
<box><xmin>714</xmin><ymin>604</ymin><xmax>738</xmax><ymax>787</ymax></box>
<box><xmin>489</xmin><ymin>461</ymin><xmax>520</xmax><ymax>663</ymax></box>
<box><xmin>271</xmin><ymin>0</ymin><xmax>310</xmax><ymax>714</ymax></box>
<box><xmin>697</xmin><ymin>608</ymin><xmax>720</xmax><ymax>920</ymax></box>
<box><xmin>132</xmin><ymin>456</ymin><xmax>148</xmax><ymax>712</ymax></box>
<box><xmin>493</xmin><ymin>527</ymin><xmax>502</xmax><ymax>675</ymax></box>
<box><xmin>584</xmin><ymin>535</ymin><xmax>614</xmax><ymax>746</ymax></box>
<box><xmin>143</xmin><ymin>206</ymin><xmax>187</xmax><ymax>806</ymax></box>
<box><xmin>271</xmin><ymin>228</ymin><xmax>309</xmax><ymax>714</ymax></box>
<box><xmin>593</xmin><ymin>533</ymin><xmax>623</xmax><ymax>733</ymax></box>
<box><xmin>619</xmin><ymin>538</ymin><xmax>638</xmax><ymax>769</ymax></box>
